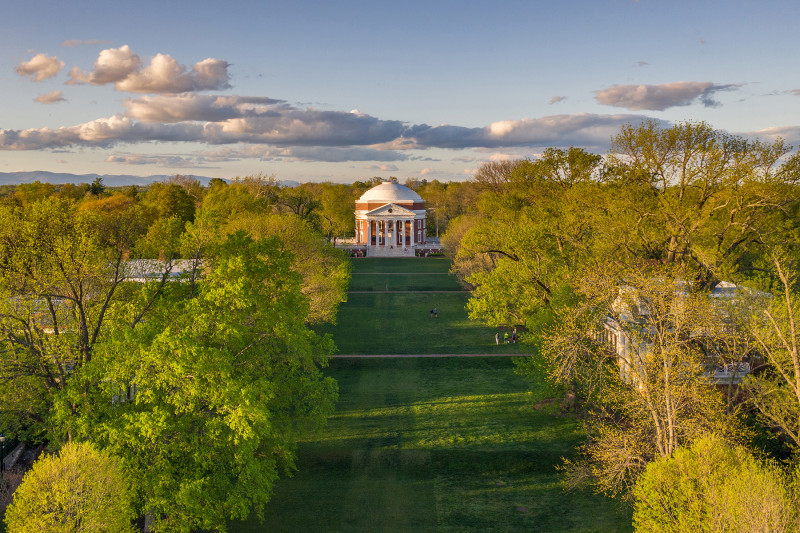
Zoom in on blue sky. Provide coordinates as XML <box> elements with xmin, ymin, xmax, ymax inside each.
<box><xmin>2</xmin><ymin>0</ymin><xmax>799</xmax><ymax>183</ymax></box>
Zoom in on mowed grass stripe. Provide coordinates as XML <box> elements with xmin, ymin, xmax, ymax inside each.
<box><xmin>351</xmin><ymin>257</ymin><xmax>452</xmax><ymax>274</ymax></box>
<box><xmin>240</xmin><ymin>358</ymin><xmax>631</xmax><ymax>532</ymax></box>
<box><xmin>317</xmin><ymin>292</ymin><xmax>521</xmax><ymax>355</ymax></box>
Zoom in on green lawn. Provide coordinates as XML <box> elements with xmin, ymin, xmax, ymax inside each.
<box><xmin>234</xmin><ymin>358</ymin><xmax>631</xmax><ymax>532</ymax></box>
<box><xmin>233</xmin><ymin>258</ymin><xmax>631</xmax><ymax>532</ymax></box>
<box><xmin>349</xmin><ymin>257</ymin><xmax>452</xmax><ymax>274</ymax></box>
<box><xmin>318</xmin><ymin>258</ymin><xmax>519</xmax><ymax>355</ymax></box>
<box><xmin>348</xmin><ymin>273</ymin><xmax>464</xmax><ymax>292</ymax></box>
<box><xmin>318</xmin><ymin>293</ymin><xmax>521</xmax><ymax>355</ymax></box>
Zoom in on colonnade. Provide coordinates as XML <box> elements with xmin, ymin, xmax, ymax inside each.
<box><xmin>363</xmin><ymin>218</ymin><xmax>423</xmax><ymax>248</ymax></box>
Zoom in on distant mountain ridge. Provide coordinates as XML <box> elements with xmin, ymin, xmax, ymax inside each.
<box><xmin>0</xmin><ymin>172</ymin><xmax>303</xmax><ymax>188</ymax></box>
<box><xmin>0</xmin><ymin>171</ymin><xmax>216</xmax><ymax>187</ymax></box>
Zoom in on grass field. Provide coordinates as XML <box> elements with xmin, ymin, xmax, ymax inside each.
<box><xmin>348</xmin><ymin>257</ymin><xmax>453</xmax><ymax>274</ymax></box>
<box><xmin>317</xmin><ymin>258</ymin><xmax>520</xmax><ymax>355</ymax></box>
<box><xmin>348</xmin><ymin>273</ymin><xmax>464</xmax><ymax>292</ymax></box>
<box><xmin>234</xmin><ymin>358</ymin><xmax>631</xmax><ymax>532</ymax></box>
<box><xmin>233</xmin><ymin>258</ymin><xmax>632</xmax><ymax>532</ymax></box>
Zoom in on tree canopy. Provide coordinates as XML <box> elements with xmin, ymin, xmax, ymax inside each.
<box><xmin>444</xmin><ymin>120</ymin><xmax>800</xmax><ymax>498</ymax></box>
<box><xmin>4</xmin><ymin>441</ymin><xmax>135</xmax><ymax>533</ymax></box>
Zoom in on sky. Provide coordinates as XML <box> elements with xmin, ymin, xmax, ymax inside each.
<box><xmin>2</xmin><ymin>0</ymin><xmax>799</xmax><ymax>183</ymax></box>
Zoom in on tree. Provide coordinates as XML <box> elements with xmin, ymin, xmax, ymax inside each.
<box><xmin>4</xmin><ymin>441</ymin><xmax>134</xmax><ymax>533</ymax></box>
<box><xmin>0</xmin><ymin>197</ymin><xmax>182</xmax><ymax>440</ymax></box>
<box><xmin>315</xmin><ymin>183</ymin><xmax>356</xmax><ymax>244</ymax></box>
<box><xmin>74</xmin><ymin>231</ymin><xmax>337</xmax><ymax>532</ymax></box>
<box><xmin>607</xmin><ymin>120</ymin><xmax>795</xmax><ymax>285</ymax></box>
<box><xmin>449</xmin><ymin>148</ymin><xmax>606</xmax><ymax>330</ymax></box>
<box><xmin>223</xmin><ymin>212</ymin><xmax>350</xmax><ymax>324</ymax></box>
<box><xmin>143</xmin><ymin>182</ymin><xmax>196</xmax><ymax>223</ymax></box>
<box><xmin>88</xmin><ymin>177</ymin><xmax>105</xmax><ymax>196</ymax></box>
<box><xmin>633</xmin><ymin>434</ymin><xmax>797</xmax><ymax>533</ymax></box>
<box><xmin>276</xmin><ymin>184</ymin><xmax>320</xmax><ymax>223</ymax></box>
<box><xmin>745</xmin><ymin>250</ymin><xmax>800</xmax><ymax>451</ymax></box>
<box><xmin>472</xmin><ymin>159</ymin><xmax>523</xmax><ymax>191</ymax></box>
<box><xmin>13</xmin><ymin>180</ymin><xmax>55</xmax><ymax>205</ymax></box>
<box><xmin>545</xmin><ymin>265</ymin><xmax>747</xmax><ymax>497</ymax></box>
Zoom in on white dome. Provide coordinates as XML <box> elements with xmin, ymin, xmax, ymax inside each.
<box><xmin>358</xmin><ymin>182</ymin><xmax>423</xmax><ymax>203</ymax></box>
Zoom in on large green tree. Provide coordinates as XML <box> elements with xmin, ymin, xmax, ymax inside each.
<box><xmin>0</xmin><ymin>198</ymin><xmax>152</xmax><ymax>439</ymax></box>
<box><xmin>71</xmin><ymin>232</ymin><xmax>337</xmax><ymax>532</ymax></box>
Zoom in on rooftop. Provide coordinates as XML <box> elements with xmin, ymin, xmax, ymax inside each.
<box><xmin>357</xmin><ymin>182</ymin><xmax>423</xmax><ymax>204</ymax></box>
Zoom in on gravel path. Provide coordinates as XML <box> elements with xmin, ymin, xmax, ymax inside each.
<box><xmin>332</xmin><ymin>353</ymin><xmax>523</xmax><ymax>358</ymax></box>
<box><xmin>347</xmin><ymin>290</ymin><xmax>467</xmax><ymax>294</ymax></box>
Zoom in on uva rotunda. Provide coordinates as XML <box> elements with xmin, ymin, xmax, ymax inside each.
<box><xmin>353</xmin><ymin>182</ymin><xmax>426</xmax><ymax>257</ymax></box>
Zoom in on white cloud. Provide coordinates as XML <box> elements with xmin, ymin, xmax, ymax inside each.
<box><xmin>15</xmin><ymin>53</ymin><xmax>64</xmax><ymax>81</ymax></box>
<box><xmin>749</xmin><ymin>125</ymin><xmax>800</xmax><ymax>145</ymax></box>
<box><xmin>68</xmin><ymin>45</ymin><xmax>141</xmax><ymax>85</ymax></box>
<box><xmin>123</xmin><ymin>94</ymin><xmax>284</xmax><ymax>123</ymax></box>
<box><xmin>0</xmin><ymin>116</ymin><xmax>203</xmax><ymax>150</ymax></box>
<box><xmin>0</xmin><ymin>105</ymin><xmax>657</xmax><ymax>155</ymax></box>
<box><xmin>67</xmin><ymin>45</ymin><xmax>229</xmax><ymax>93</ymax></box>
<box><xmin>34</xmin><ymin>91</ymin><xmax>66</xmax><ymax>104</ymax></box>
<box><xmin>594</xmin><ymin>81</ymin><xmax>740</xmax><ymax>111</ymax></box>
<box><xmin>549</xmin><ymin>96</ymin><xmax>567</xmax><ymax>104</ymax></box>
<box><xmin>115</xmin><ymin>54</ymin><xmax>229</xmax><ymax>93</ymax></box>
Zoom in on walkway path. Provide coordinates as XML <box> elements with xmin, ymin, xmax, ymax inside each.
<box><xmin>347</xmin><ymin>290</ymin><xmax>466</xmax><ymax>294</ymax></box>
<box><xmin>332</xmin><ymin>352</ymin><xmax>523</xmax><ymax>358</ymax></box>
<box><xmin>352</xmin><ymin>272</ymin><xmax>453</xmax><ymax>275</ymax></box>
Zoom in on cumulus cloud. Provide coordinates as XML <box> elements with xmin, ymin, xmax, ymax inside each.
<box><xmin>15</xmin><ymin>53</ymin><xmax>64</xmax><ymax>81</ymax></box>
<box><xmin>0</xmin><ymin>96</ymin><xmax>657</xmax><ymax>157</ymax></box>
<box><xmin>0</xmin><ymin>116</ymin><xmax>203</xmax><ymax>150</ymax></box>
<box><xmin>549</xmin><ymin>96</ymin><xmax>567</xmax><ymax>104</ymax></box>
<box><xmin>67</xmin><ymin>45</ymin><xmax>230</xmax><ymax>93</ymax></box>
<box><xmin>62</xmin><ymin>39</ymin><xmax>112</xmax><ymax>47</ymax></box>
<box><xmin>123</xmin><ymin>94</ymin><xmax>285</xmax><ymax>122</ymax></box>
<box><xmin>34</xmin><ymin>91</ymin><xmax>66</xmax><ymax>104</ymax></box>
<box><xmin>408</xmin><ymin>113</ymin><xmax>656</xmax><ymax>149</ymax></box>
<box><xmin>594</xmin><ymin>81</ymin><xmax>740</xmax><ymax>111</ymax></box>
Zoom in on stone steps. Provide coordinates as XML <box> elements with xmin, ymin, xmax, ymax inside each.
<box><xmin>366</xmin><ymin>246</ymin><xmax>415</xmax><ymax>257</ymax></box>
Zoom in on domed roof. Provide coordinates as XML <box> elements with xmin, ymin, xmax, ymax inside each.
<box><xmin>358</xmin><ymin>182</ymin><xmax>423</xmax><ymax>203</ymax></box>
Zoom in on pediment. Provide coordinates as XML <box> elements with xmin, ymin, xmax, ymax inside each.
<box><xmin>365</xmin><ymin>203</ymin><xmax>416</xmax><ymax>217</ymax></box>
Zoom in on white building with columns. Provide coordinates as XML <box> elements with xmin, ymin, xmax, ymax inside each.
<box><xmin>354</xmin><ymin>182</ymin><xmax>426</xmax><ymax>256</ymax></box>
